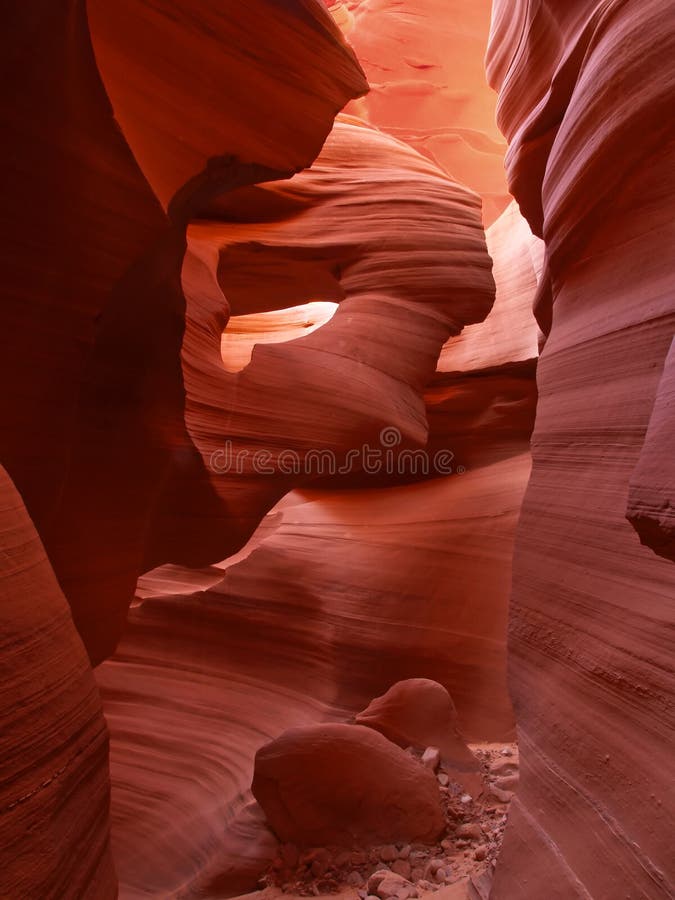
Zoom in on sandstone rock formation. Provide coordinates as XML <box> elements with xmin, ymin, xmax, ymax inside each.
<box><xmin>94</xmin><ymin>180</ymin><xmax>543</xmax><ymax>894</ymax></box>
<box><xmin>199</xmin><ymin>802</ymin><xmax>280</xmax><ymax>898</ymax></box>
<box><xmin>179</xmin><ymin>114</ymin><xmax>496</xmax><ymax>560</ymax></box>
<box><xmin>252</xmin><ymin>723</ymin><xmax>445</xmax><ymax>846</ymax></box>
<box><xmin>4</xmin><ymin>0</ymin><xmax>671</xmax><ymax>896</ymax></box>
<box><xmin>88</xmin><ymin>0</ymin><xmax>366</xmax><ymax>213</ymax></box>
<box><xmin>96</xmin><ymin>119</ymin><xmax>519</xmax><ymax>895</ymax></box>
<box><xmin>0</xmin><ymin>0</ymin><xmax>366</xmax><ymax>668</ymax></box>
<box><xmin>355</xmin><ymin>680</ymin><xmax>480</xmax><ymax>792</ymax></box>
<box><xmin>0</xmin><ymin>1</ymin><xmax>366</xmax><ymax>893</ymax></box>
<box><xmin>0</xmin><ymin>466</ymin><xmax>115</xmax><ymax>899</ymax></box>
<box><xmin>486</xmin><ymin>1</ymin><xmax>675</xmax><ymax>897</ymax></box>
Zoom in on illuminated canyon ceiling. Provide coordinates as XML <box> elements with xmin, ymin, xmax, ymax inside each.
<box><xmin>0</xmin><ymin>2</ymin><xmax>673</xmax><ymax>899</ymax></box>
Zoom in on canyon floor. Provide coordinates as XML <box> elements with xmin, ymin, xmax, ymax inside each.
<box><xmin>234</xmin><ymin>742</ymin><xmax>517</xmax><ymax>900</ymax></box>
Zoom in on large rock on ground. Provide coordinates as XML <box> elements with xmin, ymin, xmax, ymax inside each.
<box><xmin>252</xmin><ymin>723</ymin><xmax>445</xmax><ymax>846</ymax></box>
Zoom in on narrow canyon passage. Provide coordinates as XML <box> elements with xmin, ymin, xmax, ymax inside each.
<box><xmin>0</xmin><ymin>2</ymin><xmax>673</xmax><ymax>900</ymax></box>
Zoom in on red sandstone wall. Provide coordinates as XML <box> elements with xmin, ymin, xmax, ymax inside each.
<box><xmin>487</xmin><ymin>1</ymin><xmax>675</xmax><ymax>896</ymax></box>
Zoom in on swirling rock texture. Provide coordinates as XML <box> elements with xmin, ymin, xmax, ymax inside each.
<box><xmin>15</xmin><ymin>0</ymin><xmax>675</xmax><ymax>897</ymax></box>
<box><xmin>486</xmin><ymin>1</ymin><xmax>675</xmax><ymax>898</ymax></box>
<box><xmin>0</xmin><ymin>0</ymin><xmax>365</xmax><ymax>669</ymax></box>
<box><xmin>97</xmin><ymin>116</ymin><xmax>540</xmax><ymax>896</ymax></box>
<box><xmin>326</xmin><ymin>0</ymin><xmax>511</xmax><ymax>225</ymax></box>
<box><xmin>176</xmin><ymin>115</ymin><xmax>497</xmax><ymax>556</ymax></box>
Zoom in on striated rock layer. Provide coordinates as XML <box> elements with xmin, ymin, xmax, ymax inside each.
<box><xmin>175</xmin><ymin>114</ymin><xmax>496</xmax><ymax>565</ymax></box>
<box><xmin>88</xmin><ymin>0</ymin><xmax>366</xmax><ymax>213</ymax></box>
<box><xmin>487</xmin><ymin>1</ymin><xmax>675</xmax><ymax>897</ymax></box>
<box><xmin>0</xmin><ymin>467</ymin><xmax>115</xmax><ymax>899</ymax></box>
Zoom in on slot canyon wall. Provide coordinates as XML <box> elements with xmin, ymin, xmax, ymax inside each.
<box><xmin>486</xmin><ymin>1</ymin><xmax>675</xmax><ymax>898</ymax></box>
<box><xmin>0</xmin><ymin>1</ymin><xmax>673</xmax><ymax>900</ymax></box>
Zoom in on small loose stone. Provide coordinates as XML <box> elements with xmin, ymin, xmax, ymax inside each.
<box><xmin>456</xmin><ymin>823</ymin><xmax>482</xmax><ymax>841</ymax></box>
<box><xmin>391</xmin><ymin>860</ymin><xmax>412</xmax><ymax>879</ymax></box>
<box><xmin>489</xmin><ymin>785</ymin><xmax>514</xmax><ymax>803</ymax></box>
<box><xmin>495</xmin><ymin>774</ymin><xmax>519</xmax><ymax>791</ymax></box>
<box><xmin>421</xmin><ymin>746</ymin><xmax>441</xmax><ymax>771</ymax></box>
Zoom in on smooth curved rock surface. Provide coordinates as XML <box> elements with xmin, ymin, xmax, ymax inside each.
<box><xmin>355</xmin><ymin>679</ymin><xmax>479</xmax><ymax>773</ymax></box>
<box><xmin>252</xmin><ymin>723</ymin><xmax>445</xmax><ymax>846</ymax></box>
<box><xmin>97</xmin><ymin>590</ymin><xmax>340</xmax><ymax>899</ymax></box>
<box><xmin>0</xmin><ymin>0</ymin><xmax>178</xmax><ymax>665</ymax></box>
<box><xmin>327</xmin><ymin>0</ymin><xmax>510</xmax><ymax>224</ymax></box>
<box><xmin>0</xmin><ymin>466</ymin><xmax>115</xmax><ymax>899</ymax></box>
<box><xmin>177</xmin><ymin>115</ymin><xmax>495</xmax><ymax>559</ymax></box>
<box><xmin>100</xmin><ymin>121</ymin><xmax>539</xmax><ymax>895</ymax></box>
<box><xmin>64</xmin><ymin>50</ymin><xmax>510</xmax><ymax>894</ymax></box>
<box><xmin>487</xmin><ymin>1</ymin><xmax>675</xmax><ymax>897</ymax></box>
<box><xmin>438</xmin><ymin>201</ymin><xmax>544</xmax><ymax>374</ymax></box>
<box><xmin>197</xmin><ymin>802</ymin><xmax>280</xmax><ymax>898</ymax></box>
<box><xmin>88</xmin><ymin>0</ymin><xmax>367</xmax><ymax>211</ymax></box>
